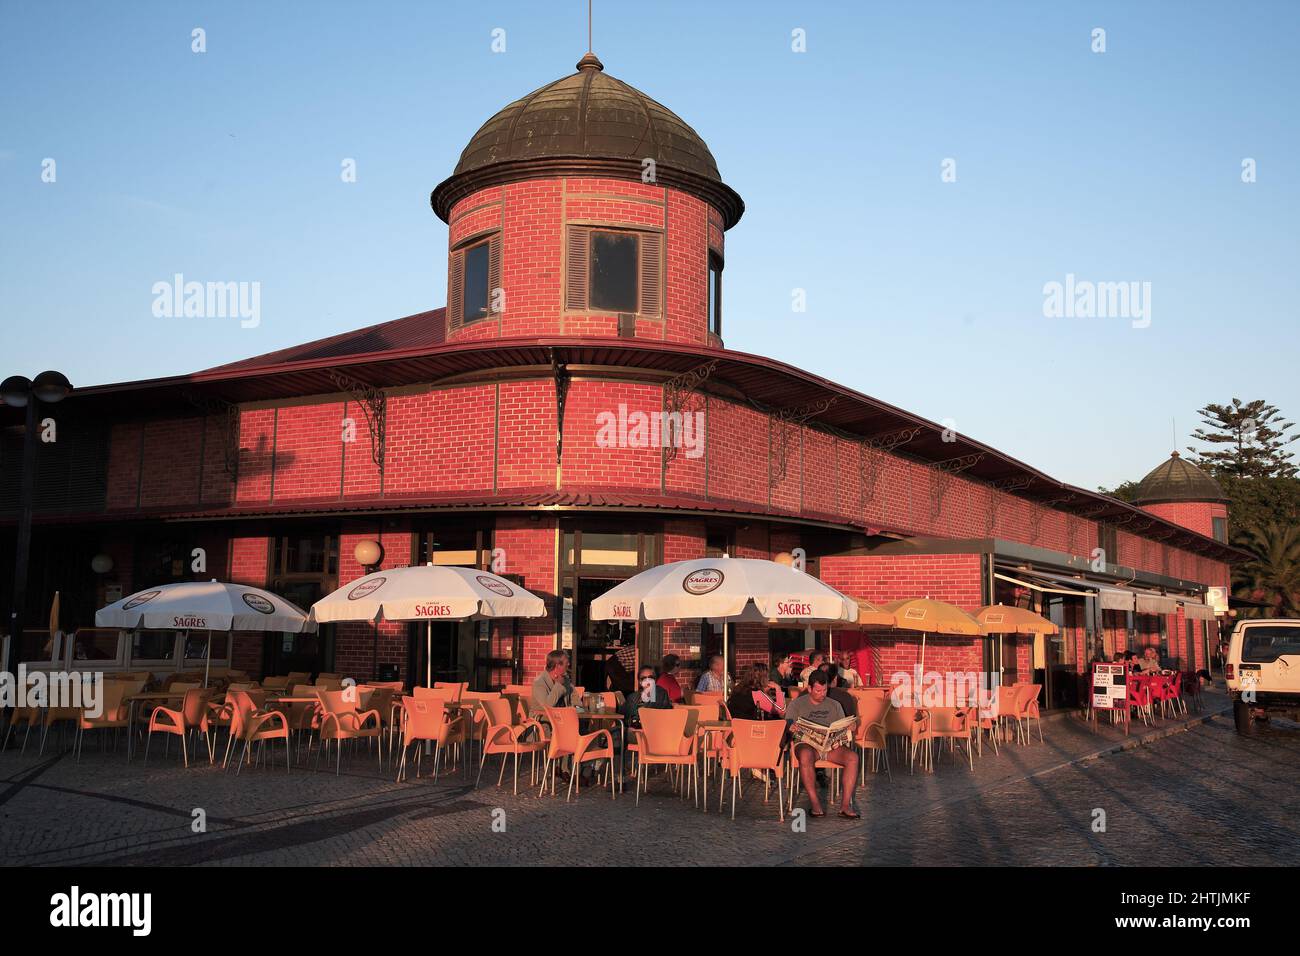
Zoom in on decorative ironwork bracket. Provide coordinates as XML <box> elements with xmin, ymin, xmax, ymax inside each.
<box><xmin>182</xmin><ymin>390</ymin><xmax>240</xmax><ymax>480</ymax></box>
<box><xmin>858</xmin><ymin>426</ymin><xmax>924</xmax><ymax>508</ymax></box>
<box><xmin>929</xmin><ymin>452</ymin><xmax>986</xmax><ymax>517</ymax></box>
<box><xmin>328</xmin><ymin>371</ymin><xmax>387</xmax><ymax>471</ymax></box>
<box><xmin>662</xmin><ymin>360</ymin><xmax>717</xmax><ymax>465</ymax></box>
<box><xmin>771</xmin><ymin>398</ymin><xmax>838</xmax><ymax>483</ymax></box>
<box><xmin>984</xmin><ymin>476</ymin><xmax>1035</xmax><ymax>535</ymax></box>
<box><xmin>550</xmin><ymin>350</ymin><xmax>570</xmax><ymax>467</ymax></box>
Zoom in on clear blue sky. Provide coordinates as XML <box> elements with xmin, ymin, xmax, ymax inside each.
<box><xmin>2</xmin><ymin>1</ymin><xmax>1296</xmax><ymax>490</ymax></box>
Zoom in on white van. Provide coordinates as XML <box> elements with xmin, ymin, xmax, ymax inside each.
<box><xmin>1225</xmin><ymin>618</ymin><xmax>1300</xmax><ymax>734</ymax></box>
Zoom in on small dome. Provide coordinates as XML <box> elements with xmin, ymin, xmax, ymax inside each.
<box><xmin>1132</xmin><ymin>452</ymin><xmax>1228</xmax><ymax>505</ymax></box>
<box><xmin>431</xmin><ymin>54</ymin><xmax>743</xmax><ymax>227</ymax></box>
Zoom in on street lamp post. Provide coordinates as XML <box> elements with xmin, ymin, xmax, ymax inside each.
<box><xmin>2</xmin><ymin>371</ymin><xmax>72</xmax><ymax>679</ymax></box>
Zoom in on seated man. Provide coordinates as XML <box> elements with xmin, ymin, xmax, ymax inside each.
<box><xmin>532</xmin><ymin>649</ymin><xmax>573</xmax><ymax>712</ymax></box>
<box><xmin>785</xmin><ymin>670</ymin><xmax>859</xmax><ymax>819</ymax></box>
<box><xmin>696</xmin><ymin>654</ymin><xmax>729</xmax><ymax>694</ymax></box>
<box><xmin>1136</xmin><ymin>646</ymin><xmax>1163</xmax><ymax>674</ymax></box>
<box><xmin>799</xmin><ymin>651</ymin><xmax>827</xmax><ymax>685</ymax></box>
<box><xmin>771</xmin><ymin>654</ymin><xmax>799</xmax><ymax>691</ymax></box>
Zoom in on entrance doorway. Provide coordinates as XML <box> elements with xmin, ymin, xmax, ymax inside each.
<box><xmin>264</xmin><ymin>579</ymin><xmax>334</xmax><ymax>677</ymax></box>
<box><xmin>574</xmin><ymin>578</ymin><xmax>636</xmax><ymax>693</ymax></box>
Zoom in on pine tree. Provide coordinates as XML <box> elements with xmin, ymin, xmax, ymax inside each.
<box><xmin>1187</xmin><ymin>398</ymin><xmax>1297</xmax><ymax>479</ymax></box>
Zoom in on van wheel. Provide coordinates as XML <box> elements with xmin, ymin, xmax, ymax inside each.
<box><xmin>1233</xmin><ymin>700</ymin><xmax>1254</xmax><ymax>736</ymax></box>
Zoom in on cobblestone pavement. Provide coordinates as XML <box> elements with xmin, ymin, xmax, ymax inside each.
<box><xmin>2</xmin><ymin>692</ymin><xmax>1296</xmax><ymax>866</ymax></box>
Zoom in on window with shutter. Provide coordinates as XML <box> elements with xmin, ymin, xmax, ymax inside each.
<box><xmin>487</xmin><ymin>235</ymin><xmax>502</xmax><ymax>316</ymax></box>
<box><xmin>638</xmin><ymin>231</ymin><xmax>662</xmax><ymax>317</ymax></box>
<box><xmin>447</xmin><ymin>249</ymin><xmax>464</xmax><ymax>332</ymax></box>
<box><xmin>565</xmin><ymin>226</ymin><xmax>590</xmax><ymax>311</ymax></box>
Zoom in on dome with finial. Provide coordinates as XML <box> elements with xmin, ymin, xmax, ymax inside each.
<box><xmin>431</xmin><ymin>53</ymin><xmax>743</xmax><ymax>227</ymax></box>
<box><xmin>1132</xmin><ymin>451</ymin><xmax>1228</xmax><ymax>505</ymax></box>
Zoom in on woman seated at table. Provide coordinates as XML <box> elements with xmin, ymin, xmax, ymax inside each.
<box><xmin>726</xmin><ymin>663</ymin><xmax>786</xmax><ymax>720</ymax></box>
<box><xmin>622</xmin><ymin>665</ymin><xmax>672</xmax><ymax>729</ymax></box>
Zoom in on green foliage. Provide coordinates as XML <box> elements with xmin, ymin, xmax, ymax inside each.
<box><xmin>1233</xmin><ymin>522</ymin><xmax>1300</xmax><ymax>616</ymax></box>
<box><xmin>1187</xmin><ymin>398</ymin><xmax>1297</xmax><ymax>480</ymax></box>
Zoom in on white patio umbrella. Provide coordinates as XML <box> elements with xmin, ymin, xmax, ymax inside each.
<box><xmin>95</xmin><ymin>580</ymin><xmax>315</xmax><ymax>686</ymax></box>
<box><xmin>589</xmin><ymin>557</ymin><xmax>860</xmax><ymax>689</ymax></box>
<box><xmin>309</xmin><ymin>564</ymin><xmax>546</xmax><ymax>686</ymax></box>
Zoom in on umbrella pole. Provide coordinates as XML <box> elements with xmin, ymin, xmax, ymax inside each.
<box><xmin>723</xmin><ymin>620</ymin><xmax>728</xmax><ymax>694</ymax></box>
<box><xmin>426</xmin><ymin>621</ymin><xmax>432</xmax><ymax>688</ymax></box>
<box><xmin>202</xmin><ymin>632</ymin><xmax>211</xmax><ymax>688</ymax></box>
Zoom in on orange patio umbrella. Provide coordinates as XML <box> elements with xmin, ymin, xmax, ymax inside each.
<box><xmin>974</xmin><ymin>604</ymin><xmax>1058</xmax><ymax>636</ymax></box>
<box><xmin>879</xmin><ymin>597</ymin><xmax>982</xmax><ymax>672</ymax></box>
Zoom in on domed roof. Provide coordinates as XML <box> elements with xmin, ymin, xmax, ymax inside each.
<box><xmin>1132</xmin><ymin>452</ymin><xmax>1228</xmax><ymax>505</ymax></box>
<box><xmin>431</xmin><ymin>53</ymin><xmax>743</xmax><ymax>228</ymax></box>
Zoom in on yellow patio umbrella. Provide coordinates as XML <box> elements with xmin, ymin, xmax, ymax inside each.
<box><xmin>879</xmin><ymin>597</ymin><xmax>982</xmax><ymax>672</ymax></box>
<box><xmin>48</xmin><ymin>590</ymin><xmax>61</xmax><ymax>637</ymax></box>
<box><xmin>974</xmin><ymin>604</ymin><xmax>1058</xmax><ymax>636</ymax></box>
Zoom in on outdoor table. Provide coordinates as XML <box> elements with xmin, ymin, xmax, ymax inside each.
<box><xmin>123</xmin><ymin>691</ymin><xmax>186</xmax><ymax>761</ymax></box>
<box><xmin>695</xmin><ymin>719</ymin><xmax>733</xmax><ymax>811</ymax></box>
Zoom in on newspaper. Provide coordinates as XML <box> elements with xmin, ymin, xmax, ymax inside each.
<box><xmin>790</xmin><ymin>714</ymin><xmax>856</xmax><ymax>757</ymax></box>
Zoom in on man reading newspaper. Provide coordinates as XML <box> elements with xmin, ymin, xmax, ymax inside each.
<box><xmin>784</xmin><ymin>670</ymin><xmax>859</xmax><ymax>819</ymax></box>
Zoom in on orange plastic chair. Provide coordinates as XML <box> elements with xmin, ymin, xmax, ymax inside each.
<box><xmin>884</xmin><ymin>704</ymin><xmax>926</xmax><ymax>769</ymax></box>
<box><xmin>913</xmin><ymin>707</ymin><xmax>973</xmax><ymax>772</ymax></box>
<box><xmin>720</xmin><ymin>718</ymin><xmax>786</xmax><ymax>821</ymax></box>
<box><xmin>223</xmin><ymin>689</ymin><xmax>290</xmax><ymax>774</ymax></box>
<box><xmin>632</xmin><ymin>707</ymin><xmax>697</xmax><ymax>807</ymax></box>
<box><xmin>317</xmin><ymin>689</ymin><xmax>383</xmax><ymax>776</ymax></box>
<box><xmin>476</xmin><ymin>697</ymin><xmax>547</xmax><ymax>794</ymax></box>
<box><xmin>540</xmin><ymin>706</ymin><xmax>615</xmax><ymax>802</ymax></box>
<box><xmin>73</xmin><ymin>681</ymin><xmax>132</xmax><ymax>762</ymax></box>
<box><xmin>396</xmin><ymin>696</ymin><xmax>461</xmax><ymax>783</ymax></box>
<box><xmin>433</xmin><ymin>681</ymin><xmax>468</xmax><ymax>701</ymax></box>
<box><xmin>854</xmin><ymin>696</ymin><xmax>892</xmax><ymax>781</ymax></box>
<box><xmin>145</xmin><ymin>688</ymin><xmax>214</xmax><ymax>767</ymax></box>
<box><xmin>1015</xmin><ymin>683</ymin><xmax>1044</xmax><ymax>742</ymax></box>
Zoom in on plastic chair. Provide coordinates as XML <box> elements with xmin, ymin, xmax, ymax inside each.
<box><xmin>854</xmin><ymin>696</ymin><xmax>892</xmax><ymax>781</ymax></box>
<box><xmin>1127</xmin><ymin>680</ymin><xmax>1153</xmax><ymax>726</ymax></box>
<box><xmin>476</xmin><ymin>697</ymin><xmax>547</xmax><ymax>794</ymax></box>
<box><xmin>540</xmin><ymin>706</ymin><xmax>615</xmax><ymax>802</ymax></box>
<box><xmin>317</xmin><ymin>689</ymin><xmax>383</xmax><ymax>776</ymax></box>
<box><xmin>396</xmin><ymin>696</ymin><xmax>461</xmax><ymax>783</ymax></box>
<box><xmin>632</xmin><ymin>707</ymin><xmax>697</xmax><ymax>807</ymax></box>
<box><xmin>73</xmin><ymin>681</ymin><xmax>132</xmax><ymax>762</ymax></box>
<box><xmin>145</xmin><ymin>688</ymin><xmax>214</xmax><ymax>767</ymax></box>
<box><xmin>913</xmin><ymin>707</ymin><xmax>973</xmax><ymax>772</ymax></box>
<box><xmin>884</xmin><ymin>704</ymin><xmax>926</xmax><ymax>769</ymax></box>
<box><xmin>224</xmin><ymin>689</ymin><xmax>290</xmax><ymax>773</ymax></box>
<box><xmin>433</xmin><ymin>681</ymin><xmax>468</xmax><ymax>701</ymax></box>
<box><xmin>719</xmin><ymin>719</ymin><xmax>785</xmax><ymax>821</ymax></box>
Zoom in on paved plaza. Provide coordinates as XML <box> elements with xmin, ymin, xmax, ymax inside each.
<box><xmin>2</xmin><ymin>691</ymin><xmax>1296</xmax><ymax>867</ymax></box>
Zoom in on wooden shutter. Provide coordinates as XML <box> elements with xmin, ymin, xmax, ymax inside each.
<box><xmin>638</xmin><ymin>230</ymin><xmax>662</xmax><ymax>317</ymax></box>
<box><xmin>487</xmin><ymin>235</ymin><xmax>502</xmax><ymax>316</ymax></box>
<box><xmin>565</xmin><ymin>226</ymin><xmax>589</xmax><ymax>311</ymax></box>
<box><xmin>447</xmin><ymin>249</ymin><xmax>464</xmax><ymax>331</ymax></box>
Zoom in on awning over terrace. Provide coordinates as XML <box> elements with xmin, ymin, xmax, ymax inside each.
<box><xmin>994</xmin><ymin>565</ymin><xmax>1194</xmax><ymax>615</ymax></box>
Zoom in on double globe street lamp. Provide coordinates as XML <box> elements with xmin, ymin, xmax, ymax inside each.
<box><xmin>2</xmin><ymin>370</ymin><xmax>73</xmax><ymax>677</ymax></box>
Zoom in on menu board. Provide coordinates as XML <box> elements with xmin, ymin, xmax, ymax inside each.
<box><xmin>1091</xmin><ymin>663</ymin><xmax>1128</xmax><ymax>710</ymax></box>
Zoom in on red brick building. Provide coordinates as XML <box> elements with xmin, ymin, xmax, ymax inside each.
<box><xmin>1</xmin><ymin>54</ymin><xmax>1244</xmax><ymax>709</ymax></box>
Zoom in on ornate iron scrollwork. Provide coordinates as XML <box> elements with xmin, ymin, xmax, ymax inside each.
<box><xmin>549</xmin><ymin>350</ymin><xmax>570</xmax><ymax>467</ymax></box>
<box><xmin>860</xmin><ymin>426</ymin><xmax>923</xmax><ymax>507</ymax></box>
<box><xmin>182</xmin><ymin>390</ymin><xmax>240</xmax><ymax>480</ymax></box>
<box><xmin>928</xmin><ymin>452</ymin><xmax>985</xmax><ymax>518</ymax></box>
<box><xmin>984</xmin><ymin>475</ymin><xmax>1035</xmax><ymax>535</ymax></box>
<box><xmin>662</xmin><ymin>360</ymin><xmax>717</xmax><ymax>465</ymax></box>
<box><xmin>328</xmin><ymin>371</ymin><xmax>387</xmax><ymax>471</ymax></box>
<box><xmin>770</xmin><ymin>398</ymin><xmax>837</xmax><ymax>483</ymax></box>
